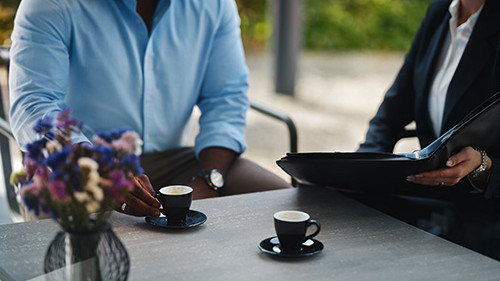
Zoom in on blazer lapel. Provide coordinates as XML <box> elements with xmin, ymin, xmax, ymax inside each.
<box><xmin>415</xmin><ymin>12</ymin><xmax>450</xmax><ymax>138</ymax></box>
<box><xmin>442</xmin><ymin>1</ymin><xmax>500</xmax><ymax>133</ymax></box>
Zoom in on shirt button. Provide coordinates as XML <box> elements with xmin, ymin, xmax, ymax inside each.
<box><xmin>146</xmin><ymin>97</ymin><xmax>152</xmax><ymax>103</ymax></box>
<box><xmin>136</xmin><ymin>19</ymin><xmax>141</xmax><ymax>23</ymax></box>
<box><xmin>145</xmin><ymin>136</ymin><xmax>151</xmax><ymax>142</ymax></box>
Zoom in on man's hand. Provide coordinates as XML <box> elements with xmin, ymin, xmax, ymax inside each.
<box><xmin>407</xmin><ymin>146</ymin><xmax>491</xmax><ymax>186</ymax></box>
<box><xmin>119</xmin><ymin>174</ymin><xmax>161</xmax><ymax>217</ymax></box>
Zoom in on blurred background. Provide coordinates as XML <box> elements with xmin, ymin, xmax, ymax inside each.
<box><xmin>0</xmin><ymin>0</ymin><xmax>429</xmax><ymax>48</ymax></box>
<box><xmin>0</xmin><ymin>0</ymin><xmax>428</xmax><ymax>223</ymax></box>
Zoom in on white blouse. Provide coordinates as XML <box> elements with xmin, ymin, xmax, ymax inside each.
<box><xmin>427</xmin><ymin>0</ymin><xmax>483</xmax><ymax>136</ymax></box>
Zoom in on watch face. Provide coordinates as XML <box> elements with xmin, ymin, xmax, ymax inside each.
<box><xmin>209</xmin><ymin>170</ymin><xmax>224</xmax><ymax>188</ymax></box>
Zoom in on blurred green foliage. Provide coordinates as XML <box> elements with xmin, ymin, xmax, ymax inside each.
<box><xmin>237</xmin><ymin>0</ymin><xmax>271</xmax><ymax>51</ymax></box>
<box><xmin>237</xmin><ymin>0</ymin><xmax>430</xmax><ymax>51</ymax></box>
<box><xmin>0</xmin><ymin>0</ymin><xmax>19</xmax><ymax>46</ymax></box>
<box><xmin>0</xmin><ymin>0</ymin><xmax>429</xmax><ymax>51</ymax></box>
<box><xmin>304</xmin><ymin>0</ymin><xmax>430</xmax><ymax>50</ymax></box>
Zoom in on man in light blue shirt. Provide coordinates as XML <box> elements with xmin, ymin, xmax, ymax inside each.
<box><xmin>10</xmin><ymin>0</ymin><xmax>290</xmax><ymax>217</ymax></box>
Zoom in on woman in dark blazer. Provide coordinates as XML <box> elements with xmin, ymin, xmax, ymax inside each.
<box><xmin>360</xmin><ymin>0</ymin><xmax>500</xmax><ymax>196</ymax></box>
<box><xmin>356</xmin><ymin>0</ymin><xmax>500</xmax><ymax>259</ymax></box>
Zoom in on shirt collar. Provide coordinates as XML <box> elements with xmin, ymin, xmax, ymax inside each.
<box><xmin>449</xmin><ymin>0</ymin><xmax>484</xmax><ymax>32</ymax></box>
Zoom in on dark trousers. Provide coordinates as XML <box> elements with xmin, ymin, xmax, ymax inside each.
<box><xmin>140</xmin><ymin>147</ymin><xmax>292</xmax><ymax>198</ymax></box>
<box><xmin>345</xmin><ymin>191</ymin><xmax>500</xmax><ymax>261</ymax></box>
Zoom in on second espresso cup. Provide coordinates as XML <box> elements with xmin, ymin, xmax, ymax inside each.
<box><xmin>274</xmin><ymin>210</ymin><xmax>321</xmax><ymax>254</ymax></box>
<box><xmin>154</xmin><ymin>185</ymin><xmax>193</xmax><ymax>225</ymax></box>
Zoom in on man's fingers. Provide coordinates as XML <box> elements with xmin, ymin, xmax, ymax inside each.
<box><xmin>132</xmin><ymin>176</ymin><xmax>161</xmax><ymax>208</ymax></box>
<box><xmin>122</xmin><ymin>193</ymin><xmax>160</xmax><ymax>217</ymax></box>
<box><xmin>135</xmin><ymin>174</ymin><xmax>155</xmax><ymax>194</ymax></box>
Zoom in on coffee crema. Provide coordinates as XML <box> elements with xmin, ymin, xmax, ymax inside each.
<box><xmin>159</xmin><ymin>185</ymin><xmax>192</xmax><ymax>196</ymax></box>
<box><xmin>274</xmin><ymin>210</ymin><xmax>310</xmax><ymax>222</ymax></box>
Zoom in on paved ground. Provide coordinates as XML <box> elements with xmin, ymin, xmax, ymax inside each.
<box><xmin>0</xmin><ymin>51</ymin><xmax>419</xmax><ymax>225</ymax></box>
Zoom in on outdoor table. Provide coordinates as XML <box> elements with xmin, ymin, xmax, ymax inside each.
<box><xmin>1</xmin><ymin>186</ymin><xmax>499</xmax><ymax>281</ymax></box>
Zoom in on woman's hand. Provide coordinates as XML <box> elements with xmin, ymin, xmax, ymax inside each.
<box><xmin>407</xmin><ymin>146</ymin><xmax>491</xmax><ymax>186</ymax></box>
<box><xmin>119</xmin><ymin>174</ymin><xmax>161</xmax><ymax>217</ymax></box>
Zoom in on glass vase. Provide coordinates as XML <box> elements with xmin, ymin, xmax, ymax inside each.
<box><xmin>44</xmin><ymin>222</ymin><xmax>129</xmax><ymax>281</ymax></box>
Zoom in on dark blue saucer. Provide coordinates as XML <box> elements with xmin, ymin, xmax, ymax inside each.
<box><xmin>145</xmin><ymin>210</ymin><xmax>207</xmax><ymax>229</ymax></box>
<box><xmin>258</xmin><ymin>236</ymin><xmax>323</xmax><ymax>258</ymax></box>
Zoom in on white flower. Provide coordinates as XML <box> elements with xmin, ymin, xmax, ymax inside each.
<box><xmin>74</xmin><ymin>190</ymin><xmax>101</xmax><ymax>213</ymax></box>
<box><xmin>46</xmin><ymin>140</ymin><xmax>62</xmax><ymax>154</ymax></box>
<box><xmin>77</xmin><ymin>157</ymin><xmax>99</xmax><ymax>171</ymax></box>
<box><xmin>87</xmin><ymin>183</ymin><xmax>104</xmax><ymax>202</ymax></box>
<box><xmin>74</xmin><ymin>191</ymin><xmax>89</xmax><ymax>203</ymax></box>
<box><xmin>85</xmin><ymin>200</ymin><xmax>100</xmax><ymax>214</ymax></box>
<box><xmin>113</xmin><ymin>131</ymin><xmax>143</xmax><ymax>155</ymax></box>
<box><xmin>92</xmin><ymin>135</ymin><xmax>113</xmax><ymax>148</ymax></box>
<box><xmin>86</xmin><ymin>169</ymin><xmax>100</xmax><ymax>189</ymax></box>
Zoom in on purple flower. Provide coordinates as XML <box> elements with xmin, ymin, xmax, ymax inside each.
<box><xmin>48</xmin><ymin>180</ymin><xmax>67</xmax><ymax>200</ymax></box>
<box><xmin>96</xmin><ymin>132</ymin><xmax>112</xmax><ymax>143</ymax></box>
<box><xmin>33</xmin><ymin>116</ymin><xmax>53</xmax><ymax>134</ymax></box>
<box><xmin>93</xmin><ymin>146</ymin><xmax>115</xmax><ymax>168</ymax></box>
<box><xmin>26</xmin><ymin>139</ymin><xmax>47</xmax><ymax>163</ymax></box>
<box><xmin>21</xmin><ymin>182</ymin><xmax>43</xmax><ymax>216</ymax></box>
<box><xmin>45</xmin><ymin>146</ymin><xmax>72</xmax><ymax>171</ymax></box>
<box><xmin>23</xmin><ymin>158</ymin><xmax>38</xmax><ymax>179</ymax></box>
<box><xmin>13</xmin><ymin>108</ymin><xmax>145</xmax><ymax>231</ymax></box>
<box><xmin>105</xmin><ymin>170</ymin><xmax>134</xmax><ymax>202</ymax></box>
<box><xmin>56</xmin><ymin>108</ymin><xmax>83</xmax><ymax>133</ymax></box>
<box><xmin>120</xmin><ymin>154</ymin><xmax>144</xmax><ymax>175</ymax></box>
<box><xmin>96</xmin><ymin>128</ymin><xmax>131</xmax><ymax>143</ymax></box>
<box><xmin>34</xmin><ymin>166</ymin><xmax>50</xmax><ymax>182</ymax></box>
<box><xmin>110</xmin><ymin>128</ymin><xmax>130</xmax><ymax>139</ymax></box>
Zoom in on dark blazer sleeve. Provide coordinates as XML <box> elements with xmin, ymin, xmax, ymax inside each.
<box><xmin>357</xmin><ymin>1</ymin><xmax>443</xmax><ymax>153</ymax></box>
<box><xmin>485</xmin><ymin>157</ymin><xmax>500</xmax><ymax>199</ymax></box>
<box><xmin>356</xmin><ymin>34</ymin><xmax>421</xmax><ymax>152</ymax></box>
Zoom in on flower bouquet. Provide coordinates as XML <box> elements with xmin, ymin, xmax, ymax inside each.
<box><xmin>10</xmin><ymin>108</ymin><xmax>143</xmax><ymax>231</ymax></box>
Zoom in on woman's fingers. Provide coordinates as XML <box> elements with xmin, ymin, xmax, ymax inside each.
<box><xmin>407</xmin><ymin>146</ymin><xmax>482</xmax><ymax>186</ymax></box>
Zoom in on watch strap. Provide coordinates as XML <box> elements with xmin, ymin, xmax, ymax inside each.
<box><xmin>194</xmin><ymin>169</ymin><xmax>224</xmax><ymax>191</ymax></box>
<box><xmin>470</xmin><ymin>149</ymin><xmax>487</xmax><ymax>178</ymax></box>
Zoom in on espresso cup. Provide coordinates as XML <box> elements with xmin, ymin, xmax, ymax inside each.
<box><xmin>274</xmin><ymin>210</ymin><xmax>321</xmax><ymax>254</ymax></box>
<box><xmin>154</xmin><ymin>185</ymin><xmax>193</xmax><ymax>225</ymax></box>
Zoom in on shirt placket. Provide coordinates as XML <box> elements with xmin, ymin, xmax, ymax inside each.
<box><xmin>142</xmin><ymin>40</ymin><xmax>155</xmax><ymax>151</ymax></box>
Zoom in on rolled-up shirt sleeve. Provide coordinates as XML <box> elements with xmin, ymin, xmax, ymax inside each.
<box><xmin>195</xmin><ymin>0</ymin><xmax>250</xmax><ymax>158</ymax></box>
<box><xmin>9</xmin><ymin>0</ymin><xmax>89</xmax><ymax>149</ymax></box>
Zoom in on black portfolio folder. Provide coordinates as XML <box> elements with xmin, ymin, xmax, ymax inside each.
<box><xmin>277</xmin><ymin>91</ymin><xmax>500</xmax><ymax>196</ymax></box>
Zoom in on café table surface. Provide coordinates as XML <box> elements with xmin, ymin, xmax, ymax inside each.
<box><xmin>1</xmin><ymin>186</ymin><xmax>500</xmax><ymax>281</ymax></box>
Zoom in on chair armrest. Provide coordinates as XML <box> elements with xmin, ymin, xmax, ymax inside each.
<box><xmin>0</xmin><ymin>116</ymin><xmax>13</xmax><ymax>138</ymax></box>
<box><xmin>250</xmin><ymin>101</ymin><xmax>298</xmax><ymax>186</ymax></box>
<box><xmin>0</xmin><ymin>46</ymin><xmax>22</xmax><ymax>220</ymax></box>
<box><xmin>250</xmin><ymin>101</ymin><xmax>298</xmax><ymax>153</ymax></box>
<box><xmin>0</xmin><ymin>46</ymin><xmax>9</xmax><ymax>69</ymax></box>
<box><xmin>0</xmin><ymin>117</ymin><xmax>21</xmax><ymax>220</ymax></box>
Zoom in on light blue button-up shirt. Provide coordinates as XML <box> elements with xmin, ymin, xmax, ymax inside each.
<box><xmin>9</xmin><ymin>0</ymin><xmax>249</xmax><ymax>157</ymax></box>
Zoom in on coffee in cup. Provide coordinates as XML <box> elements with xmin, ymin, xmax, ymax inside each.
<box><xmin>154</xmin><ymin>185</ymin><xmax>193</xmax><ymax>225</ymax></box>
<box><xmin>273</xmin><ymin>210</ymin><xmax>321</xmax><ymax>254</ymax></box>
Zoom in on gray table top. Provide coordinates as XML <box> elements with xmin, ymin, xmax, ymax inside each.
<box><xmin>1</xmin><ymin>186</ymin><xmax>499</xmax><ymax>281</ymax></box>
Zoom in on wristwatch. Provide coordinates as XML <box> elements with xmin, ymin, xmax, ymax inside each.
<box><xmin>470</xmin><ymin>149</ymin><xmax>487</xmax><ymax>178</ymax></box>
<box><xmin>195</xmin><ymin>169</ymin><xmax>224</xmax><ymax>191</ymax></box>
